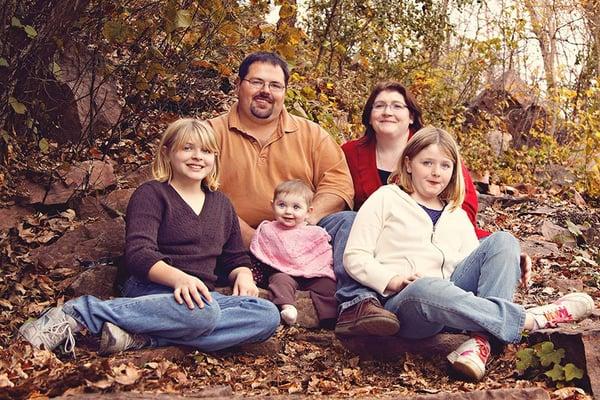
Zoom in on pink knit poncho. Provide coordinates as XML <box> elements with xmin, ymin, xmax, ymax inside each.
<box><xmin>249</xmin><ymin>220</ymin><xmax>335</xmax><ymax>280</ymax></box>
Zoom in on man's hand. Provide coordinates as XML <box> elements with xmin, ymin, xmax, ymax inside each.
<box><xmin>306</xmin><ymin>193</ymin><xmax>347</xmax><ymax>225</ymax></box>
<box><xmin>520</xmin><ymin>252</ymin><xmax>532</xmax><ymax>288</ymax></box>
<box><xmin>230</xmin><ymin>267</ymin><xmax>259</xmax><ymax>297</ymax></box>
<box><xmin>385</xmin><ymin>273</ymin><xmax>421</xmax><ymax>294</ymax></box>
<box><xmin>172</xmin><ymin>273</ymin><xmax>213</xmax><ymax>310</ymax></box>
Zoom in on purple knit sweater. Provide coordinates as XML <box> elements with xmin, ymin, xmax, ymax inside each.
<box><xmin>125</xmin><ymin>180</ymin><xmax>250</xmax><ymax>290</ymax></box>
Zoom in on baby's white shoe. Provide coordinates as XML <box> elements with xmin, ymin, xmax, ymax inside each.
<box><xmin>280</xmin><ymin>305</ymin><xmax>298</xmax><ymax>325</ymax></box>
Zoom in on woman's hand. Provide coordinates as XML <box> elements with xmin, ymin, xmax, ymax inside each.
<box><xmin>172</xmin><ymin>273</ymin><xmax>213</xmax><ymax>310</ymax></box>
<box><xmin>520</xmin><ymin>252</ymin><xmax>532</xmax><ymax>288</ymax></box>
<box><xmin>385</xmin><ymin>273</ymin><xmax>421</xmax><ymax>294</ymax></box>
<box><xmin>230</xmin><ymin>267</ymin><xmax>259</xmax><ymax>297</ymax></box>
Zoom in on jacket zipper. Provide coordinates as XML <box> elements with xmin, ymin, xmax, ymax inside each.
<box><xmin>431</xmin><ymin>224</ymin><xmax>446</xmax><ymax>279</ymax></box>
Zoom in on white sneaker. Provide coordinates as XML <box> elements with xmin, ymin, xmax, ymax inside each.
<box><xmin>447</xmin><ymin>335</ymin><xmax>491</xmax><ymax>380</ymax></box>
<box><xmin>280</xmin><ymin>306</ymin><xmax>298</xmax><ymax>325</ymax></box>
<box><xmin>527</xmin><ymin>292</ymin><xmax>595</xmax><ymax>329</ymax></box>
<box><xmin>99</xmin><ymin>322</ymin><xmax>150</xmax><ymax>355</ymax></box>
<box><xmin>18</xmin><ymin>307</ymin><xmax>81</xmax><ymax>356</ymax></box>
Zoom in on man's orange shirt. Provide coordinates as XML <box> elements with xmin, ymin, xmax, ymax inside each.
<box><xmin>209</xmin><ymin>103</ymin><xmax>354</xmax><ymax>228</ymax></box>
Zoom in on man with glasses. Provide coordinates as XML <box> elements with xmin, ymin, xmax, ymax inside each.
<box><xmin>208</xmin><ymin>51</ymin><xmax>357</xmax><ymax>328</ymax></box>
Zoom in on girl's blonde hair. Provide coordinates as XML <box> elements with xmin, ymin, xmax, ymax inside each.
<box><xmin>152</xmin><ymin>118</ymin><xmax>220</xmax><ymax>191</ymax></box>
<box><xmin>389</xmin><ymin>126</ymin><xmax>465</xmax><ymax>210</ymax></box>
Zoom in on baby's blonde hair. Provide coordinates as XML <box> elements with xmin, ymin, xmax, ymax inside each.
<box><xmin>273</xmin><ymin>179</ymin><xmax>314</xmax><ymax>207</ymax></box>
<box><xmin>389</xmin><ymin>126</ymin><xmax>465</xmax><ymax>210</ymax></box>
<box><xmin>152</xmin><ymin>118</ymin><xmax>220</xmax><ymax>191</ymax></box>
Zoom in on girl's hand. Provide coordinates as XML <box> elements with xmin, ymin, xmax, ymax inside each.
<box><xmin>386</xmin><ymin>273</ymin><xmax>421</xmax><ymax>294</ymax></box>
<box><xmin>520</xmin><ymin>252</ymin><xmax>532</xmax><ymax>289</ymax></box>
<box><xmin>231</xmin><ymin>267</ymin><xmax>259</xmax><ymax>297</ymax></box>
<box><xmin>172</xmin><ymin>274</ymin><xmax>213</xmax><ymax>310</ymax></box>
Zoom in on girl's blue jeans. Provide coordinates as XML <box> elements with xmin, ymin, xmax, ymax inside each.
<box><xmin>335</xmin><ymin>231</ymin><xmax>526</xmax><ymax>343</ymax></box>
<box><xmin>63</xmin><ymin>277</ymin><xmax>280</xmax><ymax>352</ymax></box>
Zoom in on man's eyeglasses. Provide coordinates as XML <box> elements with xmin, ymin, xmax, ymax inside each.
<box><xmin>242</xmin><ymin>78</ymin><xmax>286</xmax><ymax>93</ymax></box>
<box><xmin>372</xmin><ymin>102</ymin><xmax>408</xmax><ymax>112</ymax></box>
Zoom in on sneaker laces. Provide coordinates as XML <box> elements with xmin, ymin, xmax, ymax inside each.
<box><xmin>539</xmin><ymin>305</ymin><xmax>572</xmax><ymax>327</ymax></box>
<box><xmin>459</xmin><ymin>335</ymin><xmax>490</xmax><ymax>363</ymax></box>
<box><xmin>46</xmin><ymin>321</ymin><xmax>77</xmax><ymax>358</ymax></box>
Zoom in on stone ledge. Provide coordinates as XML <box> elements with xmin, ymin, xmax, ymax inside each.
<box><xmin>526</xmin><ymin>323</ymin><xmax>600</xmax><ymax>398</ymax></box>
<box><xmin>337</xmin><ymin>333</ymin><xmax>469</xmax><ymax>360</ymax></box>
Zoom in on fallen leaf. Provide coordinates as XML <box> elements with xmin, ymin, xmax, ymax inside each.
<box><xmin>0</xmin><ymin>373</ymin><xmax>14</xmax><ymax>388</ymax></box>
<box><xmin>87</xmin><ymin>379</ymin><xmax>113</xmax><ymax>389</ymax></box>
<box><xmin>112</xmin><ymin>364</ymin><xmax>141</xmax><ymax>385</ymax></box>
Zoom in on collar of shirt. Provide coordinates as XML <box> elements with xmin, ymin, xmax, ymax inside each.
<box><xmin>226</xmin><ymin>101</ymin><xmax>299</xmax><ymax>138</ymax></box>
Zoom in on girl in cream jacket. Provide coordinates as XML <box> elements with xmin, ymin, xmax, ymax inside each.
<box><xmin>342</xmin><ymin>127</ymin><xmax>595</xmax><ymax>381</ymax></box>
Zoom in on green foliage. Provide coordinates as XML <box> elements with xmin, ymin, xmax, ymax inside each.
<box><xmin>516</xmin><ymin>341</ymin><xmax>584</xmax><ymax>387</ymax></box>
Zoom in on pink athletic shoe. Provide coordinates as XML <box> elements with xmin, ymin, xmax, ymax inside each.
<box><xmin>447</xmin><ymin>335</ymin><xmax>491</xmax><ymax>380</ymax></box>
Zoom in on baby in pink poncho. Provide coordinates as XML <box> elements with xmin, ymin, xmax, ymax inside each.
<box><xmin>249</xmin><ymin>180</ymin><xmax>337</xmax><ymax>327</ymax></box>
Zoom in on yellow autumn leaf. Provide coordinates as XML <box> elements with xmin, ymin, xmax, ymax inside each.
<box><xmin>279</xmin><ymin>3</ymin><xmax>297</xmax><ymax>19</ymax></box>
<box><xmin>9</xmin><ymin>97</ymin><xmax>26</xmax><ymax>114</ymax></box>
<box><xmin>302</xmin><ymin>86</ymin><xmax>316</xmax><ymax>100</ymax></box>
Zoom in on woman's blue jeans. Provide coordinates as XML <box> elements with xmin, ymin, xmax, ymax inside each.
<box><xmin>63</xmin><ymin>277</ymin><xmax>280</xmax><ymax>352</ymax></box>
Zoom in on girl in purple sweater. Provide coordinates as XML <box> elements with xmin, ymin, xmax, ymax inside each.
<box><xmin>19</xmin><ymin>118</ymin><xmax>280</xmax><ymax>356</ymax></box>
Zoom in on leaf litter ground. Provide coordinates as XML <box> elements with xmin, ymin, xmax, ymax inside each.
<box><xmin>0</xmin><ymin>189</ymin><xmax>598</xmax><ymax>399</ymax></box>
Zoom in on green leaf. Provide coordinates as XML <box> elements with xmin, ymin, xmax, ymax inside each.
<box><xmin>11</xmin><ymin>17</ymin><xmax>22</xmax><ymax>27</ymax></box>
<box><xmin>38</xmin><ymin>138</ymin><xmax>49</xmax><ymax>153</ymax></box>
<box><xmin>8</xmin><ymin>97</ymin><xmax>27</xmax><ymax>114</ymax></box>
<box><xmin>516</xmin><ymin>347</ymin><xmax>539</xmax><ymax>372</ymax></box>
<box><xmin>566</xmin><ymin>220</ymin><xmax>582</xmax><ymax>236</ymax></box>
<box><xmin>544</xmin><ymin>363</ymin><xmax>565</xmax><ymax>382</ymax></box>
<box><xmin>23</xmin><ymin>25</ymin><xmax>37</xmax><ymax>38</ymax></box>
<box><xmin>0</xmin><ymin>57</ymin><xmax>8</xmax><ymax>67</ymax></box>
<box><xmin>563</xmin><ymin>363</ymin><xmax>584</xmax><ymax>381</ymax></box>
<box><xmin>534</xmin><ymin>341</ymin><xmax>565</xmax><ymax>367</ymax></box>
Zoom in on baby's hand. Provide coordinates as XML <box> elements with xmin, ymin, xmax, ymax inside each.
<box><xmin>172</xmin><ymin>274</ymin><xmax>212</xmax><ymax>309</ymax></box>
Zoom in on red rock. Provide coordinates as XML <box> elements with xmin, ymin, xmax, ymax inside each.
<box><xmin>101</xmin><ymin>188</ymin><xmax>135</xmax><ymax>216</ymax></box>
<box><xmin>76</xmin><ymin>195</ymin><xmax>111</xmax><ymax>220</ymax></box>
<box><xmin>123</xmin><ymin>164</ymin><xmax>153</xmax><ymax>188</ymax></box>
<box><xmin>409</xmin><ymin>387</ymin><xmax>549</xmax><ymax>399</ymax></box>
<box><xmin>45</xmin><ymin>43</ymin><xmax>123</xmax><ymax>144</ymax></box>
<box><xmin>30</xmin><ymin>218</ymin><xmax>125</xmax><ymax>270</ymax></box>
<box><xmin>23</xmin><ymin>159</ymin><xmax>116</xmax><ymax>205</ymax></box>
<box><xmin>0</xmin><ymin>205</ymin><xmax>32</xmax><ymax>232</ymax></box>
<box><xmin>528</xmin><ymin>323</ymin><xmax>600</xmax><ymax>397</ymax></box>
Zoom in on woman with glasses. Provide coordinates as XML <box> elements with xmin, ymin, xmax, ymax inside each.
<box><xmin>341</xmin><ymin>81</ymin><xmax>484</xmax><ymax>237</ymax></box>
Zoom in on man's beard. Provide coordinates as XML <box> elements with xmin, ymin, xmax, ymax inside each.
<box><xmin>250</xmin><ymin>93</ymin><xmax>275</xmax><ymax>119</ymax></box>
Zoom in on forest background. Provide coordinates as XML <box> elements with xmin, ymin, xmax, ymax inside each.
<box><xmin>1</xmin><ymin>0</ymin><xmax>600</xmax><ymax>398</ymax></box>
<box><xmin>0</xmin><ymin>0</ymin><xmax>599</xmax><ymax>198</ymax></box>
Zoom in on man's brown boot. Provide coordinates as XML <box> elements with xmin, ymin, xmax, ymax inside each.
<box><xmin>335</xmin><ymin>298</ymin><xmax>400</xmax><ymax>336</ymax></box>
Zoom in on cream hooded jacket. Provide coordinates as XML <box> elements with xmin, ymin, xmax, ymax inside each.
<box><xmin>343</xmin><ymin>185</ymin><xmax>480</xmax><ymax>296</ymax></box>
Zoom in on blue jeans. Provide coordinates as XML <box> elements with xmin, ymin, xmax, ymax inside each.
<box><xmin>318</xmin><ymin>211</ymin><xmax>373</xmax><ymax>312</ymax></box>
<box><xmin>63</xmin><ymin>277</ymin><xmax>280</xmax><ymax>352</ymax></box>
<box><xmin>383</xmin><ymin>231</ymin><xmax>525</xmax><ymax>343</ymax></box>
